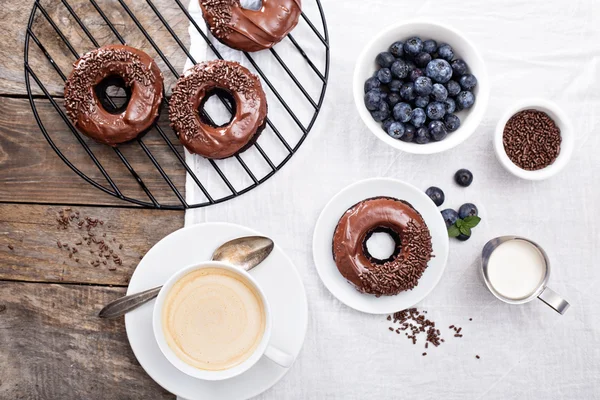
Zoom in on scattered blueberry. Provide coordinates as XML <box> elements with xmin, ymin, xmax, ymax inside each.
<box><xmin>431</xmin><ymin>83</ymin><xmax>448</xmax><ymax>101</ymax></box>
<box><xmin>457</xmin><ymin>233</ymin><xmax>471</xmax><ymax>241</ymax></box>
<box><xmin>426</xmin><ymin>101</ymin><xmax>445</xmax><ymax>120</ymax></box>
<box><xmin>364</xmin><ymin>90</ymin><xmax>382</xmax><ymax>110</ymax></box>
<box><xmin>393</xmin><ymin>102</ymin><xmax>412</xmax><ymax>123</ymax></box>
<box><xmin>390</xmin><ymin>60</ymin><xmax>409</xmax><ymax>79</ymax></box>
<box><xmin>423</xmin><ymin>39</ymin><xmax>438</xmax><ymax>54</ymax></box>
<box><xmin>376</xmin><ymin>68</ymin><xmax>392</xmax><ymax>84</ymax></box>
<box><xmin>399</xmin><ymin>82</ymin><xmax>416</xmax><ymax>101</ymax></box>
<box><xmin>364</xmin><ymin>77</ymin><xmax>381</xmax><ymax>93</ymax></box>
<box><xmin>425</xmin><ymin>59</ymin><xmax>453</xmax><ymax>83</ymax></box>
<box><xmin>426</xmin><ymin>186</ymin><xmax>445</xmax><ymax>206</ymax></box>
<box><xmin>458</xmin><ymin>203</ymin><xmax>478</xmax><ymax>219</ymax></box>
<box><xmin>403</xmin><ymin>37</ymin><xmax>424</xmax><ymax>57</ymax></box>
<box><xmin>409</xmin><ymin>68</ymin><xmax>424</xmax><ymax>82</ymax></box>
<box><xmin>387</xmin><ymin>121</ymin><xmax>406</xmax><ymax>139</ymax></box>
<box><xmin>456</xmin><ymin>91</ymin><xmax>475</xmax><ymax>110</ymax></box>
<box><xmin>415</xmin><ymin>52</ymin><xmax>432</xmax><ymax>68</ymax></box>
<box><xmin>428</xmin><ymin>120</ymin><xmax>447</xmax><ymax>141</ymax></box>
<box><xmin>410</xmin><ymin>107</ymin><xmax>426</xmax><ymax>127</ymax></box>
<box><xmin>441</xmin><ymin>209</ymin><xmax>459</xmax><ymax>228</ymax></box>
<box><xmin>436</xmin><ymin>43</ymin><xmax>454</xmax><ymax>61</ymax></box>
<box><xmin>414</xmin><ymin>76</ymin><xmax>433</xmax><ymax>96</ymax></box>
<box><xmin>459</xmin><ymin>74</ymin><xmax>478</xmax><ymax>91</ymax></box>
<box><xmin>415</xmin><ymin>127</ymin><xmax>431</xmax><ymax>144</ymax></box>
<box><xmin>389</xmin><ymin>79</ymin><xmax>403</xmax><ymax>92</ymax></box>
<box><xmin>443</xmin><ymin>98</ymin><xmax>456</xmax><ymax>114</ymax></box>
<box><xmin>454</xmin><ymin>169</ymin><xmax>473</xmax><ymax>187</ymax></box>
<box><xmin>444</xmin><ymin>113</ymin><xmax>461</xmax><ymax>132</ymax></box>
<box><xmin>376</xmin><ymin>52</ymin><xmax>396</xmax><ymax>68</ymax></box>
<box><xmin>382</xmin><ymin>118</ymin><xmax>395</xmax><ymax>133</ymax></box>
<box><xmin>414</xmin><ymin>96</ymin><xmax>430</xmax><ymax>108</ymax></box>
<box><xmin>371</xmin><ymin>101</ymin><xmax>390</xmax><ymax>121</ymax></box>
<box><xmin>387</xmin><ymin>92</ymin><xmax>401</xmax><ymax>107</ymax></box>
<box><xmin>451</xmin><ymin>59</ymin><xmax>468</xmax><ymax>77</ymax></box>
<box><xmin>389</xmin><ymin>41</ymin><xmax>404</xmax><ymax>58</ymax></box>
<box><xmin>446</xmin><ymin>80</ymin><xmax>461</xmax><ymax>97</ymax></box>
<box><xmin>401</xmin><ymin>123</ymin><xmax>416</xmax><ymax>142</ymax></box>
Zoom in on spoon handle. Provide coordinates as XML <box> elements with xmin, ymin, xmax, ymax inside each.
<box><xmin>98</xmin><ymin>286</ymin><xmax>162</xmax><ymax>319</ymax></box>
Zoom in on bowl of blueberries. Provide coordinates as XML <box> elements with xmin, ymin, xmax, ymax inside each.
<box><xmin>353</xmin><ymin>21</ymin><xmax>489</xmax><ymax>154</ymax></box>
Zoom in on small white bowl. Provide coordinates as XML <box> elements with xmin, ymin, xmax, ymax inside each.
<box><xmin>353</xmin><ymin>20</ymin><xmax>490</xmax><ymax>155</ymax></box>
<box><xmin>494</xmin><ymin>99</ymin><xmax>573</xmax><ymax>180</ymax></box>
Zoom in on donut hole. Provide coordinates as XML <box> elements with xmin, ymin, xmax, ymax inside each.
<box><xmin>364</xmin><ymin>228</ymin><xmax>402</xmax><ymax>264</ymax></box>
<box><xmin>94</xmin><ymin>75</ymin><xmax>132</xmax><ymax>114</ymax></box>
<box><xmin>199</xmin><ymin>88</ymin><xmax>236</xmax><ymax>127</ymax></box>
<box><xmin>240</xmin><ymin>0</ymin><xmax>262</xmax><ymax>11</ymax></box>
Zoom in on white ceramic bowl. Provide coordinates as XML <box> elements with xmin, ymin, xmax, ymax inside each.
<box><xmin>353</xmin><ymin>21</ymin><xmax>490</xmax><ymax>154</ymax></box>
<box><xmin>494</xmin><ymin>99</ymin><xmax>573</xmax><ymax>180</ymax></box>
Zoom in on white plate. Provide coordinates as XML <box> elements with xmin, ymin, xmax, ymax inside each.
<box><xmin>313</xmin><ymin>178</ymin><xmax>449</xmax><ymax>314</ymax></box>
<box><xmin>125</xmin><ymin>222</ymin><xmax>308</xmax><ymax>400</ymax></box>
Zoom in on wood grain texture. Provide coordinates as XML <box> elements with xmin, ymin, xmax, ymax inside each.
<box><xmin>0</xmin><ymin>281</ymin><xmax>174</xmax><ymax>399</ymax></box>
<box><xmin>0</xmin><ymin>203</ymin><xmax>183</xmax><ymax>285</ymax></box>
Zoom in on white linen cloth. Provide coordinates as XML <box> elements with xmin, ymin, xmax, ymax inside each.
<box><xmin>182</xmin><ymin>0</ymin><xmax>600</xmax><ymax>398</ymax></box>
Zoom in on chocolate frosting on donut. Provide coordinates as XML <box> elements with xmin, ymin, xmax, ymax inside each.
<box><xmin>332</xmin><ymin>197</ymin><xmax>434</xmax><ymax>296</ymax></box>
<box><xmin>64</xmin><ymin>45</ymin><xmax>164</xmax><ymax>146</ymax></box>
<box><xmin>200</xmin><ymin>0</ymin><xmax>302</xmax><ymax>52</ymax></box>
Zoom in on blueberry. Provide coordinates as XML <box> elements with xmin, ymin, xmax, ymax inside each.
<box><xmin>401</xmin><ymin>123</ymin><xmax>416</xmax><ymax>142</ymax></box>
<box><xmin>382</xmin><ymin>118</ymin><xmax>395</xmax><ymax>133</ymax></box>
<box><xmin>377</xmin><ymin>90</ymin><xmax>388</xmax><ymax>102</ymax></box>
<box><xmin>414</xmin><ymin>52</ymin><xmax>432</xmax><ymax>68</ymax></box>
<box><xmin>376</xmin><ymin>68</ymin><xmax>392</xmax><ymax>84</ymax></box>
<box><xmin>459</xmin><ymin>74</ymin><xmax>478</xmax><ymax>91</ymax></box>
<box><xmin>431</xmin><ymin>83</ymin><xmax>448</xmax><ymax>101</ymax></box>
<box><xmin>444</xmin><ymin>113</ymin><xmax>461</xmax><ymax>132</ymax></box>
<box><xmin>414</xmin><ymin>76</ymin><xmax>433</xmax><ymax>96</ymax></box>
<box><xmin>364</xmin><ymin>77</ymin><xmax>381</xmax><ymax>93</ymax></box>
<box><xmin>441</xmin><ymin>209</ymin><xmax>459</xmax><ymax>228</ymax></box>
<box><xmin>437</xmin><ymin>43</ymin><xmax>454</xmax><ymax>61</ymax></box>
<box><xmin>387</xmin><ymin>121</ymin><xmax>406</xmax><ymax>139</ymax></box>
<box><xmin>414</xmin><ymin>96</ymin><xmax>430</xmax><ymax>108</ymax></box>
<box><xmin>389</xmin><ymin>79</ymin><xmax>403</xmax><ymax>92</ymax></box>
<box><xmin>444</xmin><ymin>98</ymin><xmax>456</xmax><ymax>114</ymax></box>
<box><xmin>405</xmin><ymin>60</ymin><xmax>417</xmax><ymax>73</ymax></box>
<box><xmin>426</xmin><ymin>101</ymin><xmax>445</xmax><ymax>120</ymax></box>
<box><xmin>389</xmin><ymin>41</ymin><xmax>404</xmax><ymax>58</ymax></box>
<box><xmin>415</xmin><ymin>126</ymin><xmax>431</xmax><ymax>144</ymax></box>
<box><xmin>426</xmin><ymin>186</ymin><xmax>445</xmax><ymax>206</ymax></box>
<box><xmin>409</xmin><ymin>68</ymin><xmax>424</xmax><ymax>82</ymax></box>
<box><xmin>390</xmin><ymin>60</ymin><xmax>409</xmax><ymax>79</ymax></box>
<box><xmin>446</xmin><ymin>80</ymin><xmax>461</xmax><ymax>97</ymax></box>
<box><xmin>371</xmin><ymin>101</ymin><xmax>390</xmax><ymax>121</ymax></box>
<box><xmin>457</xmin><ymin>233</ymin><xmax>471</xmax><ymax>241</ymax></box>
<box><xmin>387</xmin><ymin>92</ymin><xmax>401</xmax><ymax>107</ymax></box>
<box><xmin>399</xmin><ymin>82</ymin><xmax>416</xmax><ymax>101</ymax></box>
<box><xmin>404</xmin><ymin>37</ymin><xmax>424</xmax><ymax>57</ymax></box>
<box><xmin>458</xmin><ymin>203</ymin><xmax>478</xmax><ymax>219</ymax></box>
<box><xmin>393</xmin><ymin>102</ymin><xmax>412</xmax><ymax>123</ymax></box>
<box><xmin>451</xmin><ymin>59</ymin><xmax>468</xmax><ymax>76</ymax></box>
<box><xmin>456</xmin><ymin>91</ymin><xmax>475</xmax><ymax>110</ymax></box>
<box><xmin>425</xmin><ymin>59</ymin><xmax>453</xmax><ymax>83</ymax></box>
<box><xmin>410</xmin><ymin>108</ymin><xmax>426</xmax><ymax>127</ymax></box>
<box><xmin>454</xmin><ymin>169</ymin><xmax>473</xmax><ymax>187</ymax></box>
<box><xmin>429</xmin><ymin>120</ymin><xmax>447</xmax><ymax>141</ymax></box>
<box><xmin>376</xmin><ymin>52</ymin><xmax>396</xmax><ymax>68</ymax></box>
<box><xmin>423</xmin><ymin>39</ymin><xmax>438</xmax><ymax>54</ymax></box>
<box><xmin>364</xmin><ymin>90</ymin><xmax>382</xmax><ymax>111</ymax></box>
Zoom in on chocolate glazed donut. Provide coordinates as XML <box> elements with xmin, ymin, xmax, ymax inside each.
<box><xmin>169</xmin><ymin>60</ymin><xmax>268</xmax><ymax>159</ymax></box>
<box><xmin>64</xmin><ymin>45</ymin><xmax>164</xmax><ymax>146</ymax></box>
<box><xmin>332</xmin><ymin>197</ymin><xmax>434</xmax><ymax>297</ymax></box>
<box><xmin>200</xmin><ymin>0</ymin><xmax>302</xmax><ymax>52</ymax></box>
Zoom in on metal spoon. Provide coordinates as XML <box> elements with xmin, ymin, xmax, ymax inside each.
<box><xmin>98</xmin><ymin>236</ymin><xmax>274</xmax><ymax>319</ymax></box>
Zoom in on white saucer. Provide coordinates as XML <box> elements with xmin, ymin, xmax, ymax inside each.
<box><xmin>125</xmin><ymin>222</ymin><xmax>308</xmax><ymax>400</ymax></box>
<box><xmin>312</xmin><ymin>178</ymin><xmax>449</xmax><ymax>314</ymax></box>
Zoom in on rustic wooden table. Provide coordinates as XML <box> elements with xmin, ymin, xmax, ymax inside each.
<box><xmin>0</xmin><ymin>1</ymin><xmax>199</xmax><ymax>398</ymax></box>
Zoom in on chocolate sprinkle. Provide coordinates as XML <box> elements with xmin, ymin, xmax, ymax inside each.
<box><xmin>201</xmin><ymin>0</ymin><xmax>234</xmax><ymax>38</ymax></box>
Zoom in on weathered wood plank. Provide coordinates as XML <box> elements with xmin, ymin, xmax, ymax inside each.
<box><xmin>0</xmin><ymin>280</ymin><xmax>174</xmax><ymax>399</ymax></box>
<box><xmin>0</xmin><ymin>203</ymin><xmax>183</xmax><ymax>285</ymax></box>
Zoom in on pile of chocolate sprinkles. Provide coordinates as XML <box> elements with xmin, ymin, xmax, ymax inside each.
<box><xmin>503</xmin><ymin>109</ymin><xmax>561</xmax><ymax>171</ymax></box>
<box><xmin>169</xmin><ymin>61</ymin><xmax>259</xmax><ymax>141</ymax></box>
<box><xmin>64</xmin><ymin>48</ymin><xmax>157</xmax><ymax>123</ymax></box>
<box><xmin>358</xmin><ymin>220</ymin><xmax>433</xmax><ymax>296</ymax></box>
<box><xmin>201</xmin><ymin>0</ymin><xmax>234</xmax><ymax>38</ymax></box>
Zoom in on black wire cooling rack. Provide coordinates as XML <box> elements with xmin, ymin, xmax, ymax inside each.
<box><xmin>24</xmin><ymin>0</ymin><xmax>329</xmax><ymax>209</ymax></box>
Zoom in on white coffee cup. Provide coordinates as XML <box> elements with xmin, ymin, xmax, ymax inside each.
<box><xmin>153</xmin><ymin>261</ymin><xmax>294</xmax><ymax>380</ymax></box>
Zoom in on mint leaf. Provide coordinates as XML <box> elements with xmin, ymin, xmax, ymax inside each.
<box><xmin>455</xmin><ymin>219</ymin><xmax>464</xmax><ymax>228</ymax></box>
<box><xmin>448</xmin><ymin>225</ymin><xmax>460</xmax><ymax>238</ymax></box>
<box><xmin>463</xmin><ymin>216</ymin><xmax>481</xmax><ymax>228</ymax></box>
<box><xmin>459</xmin><ymin>225</ymin><xmax>471</xmax><ymax>236</ymax></box>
